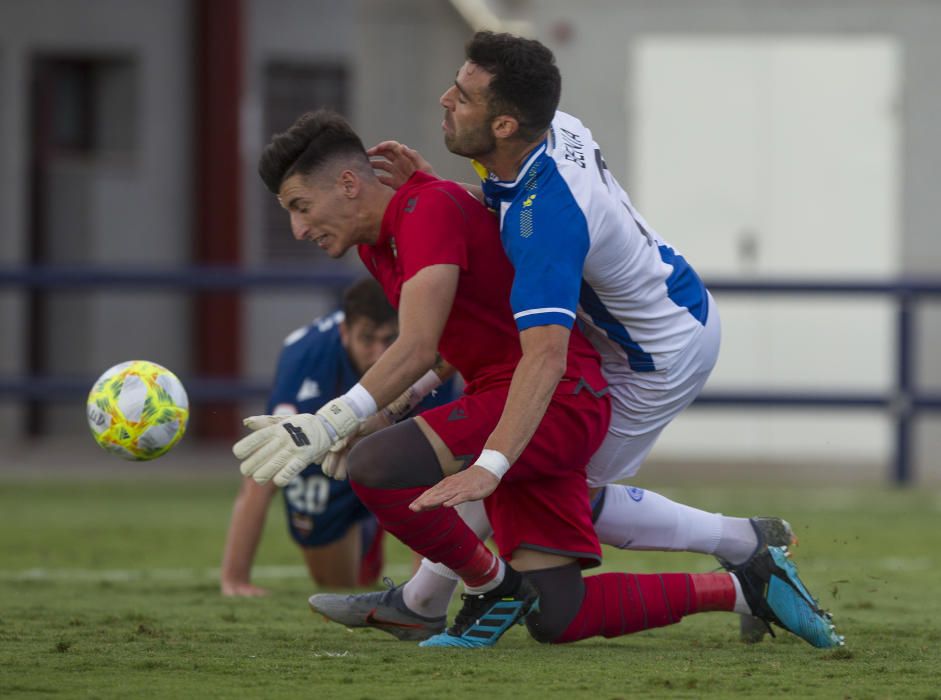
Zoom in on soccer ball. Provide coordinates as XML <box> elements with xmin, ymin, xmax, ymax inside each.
<box><xmin>86</xmin><ymin>360</ymin><xmax>190</xmax><ymax>460</ymax></box>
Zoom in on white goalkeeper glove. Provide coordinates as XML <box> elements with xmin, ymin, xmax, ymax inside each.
<box><xmin>234</xmin><ymin>393</ymin><xmax>366</xmax><ymax>487</ymax></box>
<box><xmin>319</xmin><ymin>370</ymin><xmax>444</xmax><ymax>480</ymax></box>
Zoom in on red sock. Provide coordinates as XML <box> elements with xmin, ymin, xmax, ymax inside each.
<box><xmin>554</xmin><ymin>572</ymin><xmax>736</xmax><ymax>644</ymax></box>
<box><xmin>357</xmin><ymin>524</ymin><xmax>385</xmax><ymax>587</ymax></box>
<box><xmin>350</xmin><ymin>481</ymin><xmax>498</xmax><ymax>587</ymax></box>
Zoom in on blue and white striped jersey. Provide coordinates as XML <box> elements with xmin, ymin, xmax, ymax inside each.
<box><xmin>477</xmin><ymin>110</ymin><xmax>709</xmax><ymax>376</ymax></box>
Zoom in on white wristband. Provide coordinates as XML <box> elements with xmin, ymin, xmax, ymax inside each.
<box><xmin>342</xmin><ymin>383</ymin><xmax>378</xmax><ymax>420</ymax></box>
<box><xmin>474</xmin><ymin>449</ymin><xmax>510</xmax><ymax>480</ymax></box>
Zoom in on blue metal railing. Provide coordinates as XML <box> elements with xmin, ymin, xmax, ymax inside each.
<box><xmin>695</xmin><ymin>280</ymin><xmax>941</xmax><ymax>485</ymax></box>
<box><xmin>2</xmin><ymin>265</ymin><xmax>941</xmax><ymax>483</ymax></box>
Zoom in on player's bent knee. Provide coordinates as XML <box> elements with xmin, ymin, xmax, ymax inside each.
<box><xmin>346</xmin><ymin>434</ymin><xmax>396</xmax><ymax>488</ymax></box>
<box><xmin>524</xmin><ymin>613</ymin><xmax>560</xmax><ymax>644</ymax></box>
<box><xmin>346</xmin><ymin>419</ymin><xmax>443</xmax><ymax>489</ymax></box>
<box><xmin>522</xmin><ymin>562</ymin><xmax>585</xmax><ymax>644</ymax></box>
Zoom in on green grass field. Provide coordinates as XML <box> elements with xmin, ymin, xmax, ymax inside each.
<box><xmin>1</xmin><ymin>474</ymin><xmax>940</xmax><ymax>699</ymax></box>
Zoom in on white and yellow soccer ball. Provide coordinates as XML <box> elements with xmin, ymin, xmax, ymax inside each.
<box><xmin>86</xmin><ymin>360</ymin><xmax>190</xmax><ymax>460</ymax></box>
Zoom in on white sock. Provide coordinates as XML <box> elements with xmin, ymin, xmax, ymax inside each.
<box><xmin>463</xmin><ymin>557</ymin><xmax>505</xmax><ymax>595</ymax></box>
<box><xmin>593</xmin><ymin>484</ymin><xmax>725</xmax><ymax>553</ymax></box>
<box><xmin>714</xmin><ymin>517</ymin><xmax>761</xmax><ymax>565</ymax></box>
<box><xmin>402</xmin><ymin>560</ymin><xmax>459</xmax><ymax>618</ymax></box>
<box><xmin>454</xmin><ymin>499</ymin><xmax>493</xmax><ymax>537</ymax></box>
<box><xmin>731</xmin><ymin>573</ymin><xmax>751</xmax><ymax>614</ymax></box>
<box><xmin>401</xmin><ymin>500</ymin><xmax>494</xmax><ymax>617</ymax></box>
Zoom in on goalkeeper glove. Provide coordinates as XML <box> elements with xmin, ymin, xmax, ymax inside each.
<box><xmin>234</xmin><ymin>394</ymin><xmax>364</xmax><ymax>487</ymax></box>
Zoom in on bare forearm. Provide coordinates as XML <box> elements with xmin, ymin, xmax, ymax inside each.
<box><xmin>358</xmin><ymin>264</ymin><xmax>458</xmax><ymax>411</ymax></box>
<box><xmin>360</xmin><ymin>337</ymin><xmax>437</xmax><ymax>408</ymax></box>
<box><xmin>359</xmin><ymin>338</ymin><xmax>438</xmax><ymax>409</ymax></box>
<box><xmin>483</xmin><ymin>327</ymin><xmax>568</xmax><ymax>465</ymax></box>
<box><xmin>221</xmin><ymin>479</ymin><xmax>276</xmax><ymax>584</ymax></box>
<box><xmin>408</xmin><ymin>341</ymin><xmax>564</xmax><ymax>513</ymax></box>
<box><xmin>407</xmin><ymin>327</ymin><xmax>570</xmax><ymax>512</ymax></box>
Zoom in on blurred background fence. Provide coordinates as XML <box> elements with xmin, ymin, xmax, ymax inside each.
<box><xmin>3</xmin><ymin>266</ymin><xmax>940</xmax><ymax>484</ymax></box>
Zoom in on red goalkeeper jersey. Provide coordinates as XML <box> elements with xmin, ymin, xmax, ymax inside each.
<box><xmin>359</xmin><ymin>172</ymin><xmax>606</xmax><ymax>396</ymax></box>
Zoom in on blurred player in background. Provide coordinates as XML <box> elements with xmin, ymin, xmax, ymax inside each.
<box><xmin>221</xmin><ymin>278</ymin><xmax>454</xmax><ymax>595</ymax></box>
<box><xmin>234</xmin><ymin>110</ymin><xmax>841</xmax><ymax>650</ymax></box>
<box><xmin>362</xmin><ymin>30</ymin><xmax>813</xmax><ymax>643</ymax></box>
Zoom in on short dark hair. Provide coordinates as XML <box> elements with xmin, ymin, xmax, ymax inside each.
<box><xmin>258</xmin><ymin>109</ymin><xmax>369</xmax><ymax>194</ymax></box>
<box><xmin>342</xmin><ymin>277</ymin><xmax>396</xmax><ymax>327</ymax></box>
<box><xmin>466</xmin><ymin>31</ymin><xmax>561</xmax><ymax>142</ymax></box>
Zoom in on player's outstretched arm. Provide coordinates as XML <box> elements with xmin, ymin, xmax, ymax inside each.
<box><xmin>356</xmin><ymin>264</ymin><xmax>459</xmax><ymax>409</ymax></box>
<box><xmin>480</xmin><ymin>324</ymin><xmax>570</xmax><ymax>463</ymax></box>
<box><xmin>220</xmin><ymin>477</ymin><xmax>278</xmax><ymax>596</ymax></box>
<box><xmin>235</xmin><ymin>269</ymin><xmax>458</xmax><ymax>486</ymax></box>
<box><xmin>410</xmin><ymin>324</ymin><xmax>569</xmax><ymax>511</ymax></box>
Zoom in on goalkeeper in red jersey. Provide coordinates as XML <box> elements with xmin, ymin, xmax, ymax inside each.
<box><xmin>233</xmin><ymin>109</ymin><xmax>841</xmax><ymax>649</ymax></box>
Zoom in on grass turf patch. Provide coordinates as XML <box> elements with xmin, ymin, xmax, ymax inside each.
<box><xmin>1</xmin><ymin>477</ymin><xmax>940</xmax><ymax>698</ymax></box>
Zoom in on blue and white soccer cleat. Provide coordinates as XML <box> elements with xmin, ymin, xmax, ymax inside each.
<box><xmin>732</xmin><ymin>545</ymin><xmax>845</xmax><ymax>649</ymax></box>
<box><xmin>419</xmin><ymin>577</ymin><xmax>540</xmax><ymax>648</ymax></box>
<box><xmin>715</xmin><ymin>516</ymin><xmax>798</xmax><ymax>643</ymax></box>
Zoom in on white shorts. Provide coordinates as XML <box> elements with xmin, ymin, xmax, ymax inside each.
<box><xmin>585</xmin><ymin>293</ymin><xmax>721</xmax><ymax>487</ymax></box>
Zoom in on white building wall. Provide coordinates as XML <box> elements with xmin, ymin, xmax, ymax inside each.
<box><xmin>2</xmin><ymin>0</ymin><xmax>939</xmax><ymax>478</ymax></box>
<box><xmin>631</xmin><ymin>36</ymin><xmax>899</xmax><ymax>465</ymax></box>
<box><xmin>0</xmin><ymin>0</ymin><xmax>193</xmax><ymax>438</ymax></box>
<box><xmin>521</xmin><ymin>0</ymin><xmax>941</xmax><ymax>478</ymax></box>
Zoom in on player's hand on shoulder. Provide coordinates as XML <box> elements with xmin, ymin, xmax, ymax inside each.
<box><xmin>368</xmin><ymin>140</ymin><xmax>437</xmax><ymax>189</ymax></box>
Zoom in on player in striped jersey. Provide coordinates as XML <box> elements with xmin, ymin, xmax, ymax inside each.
<box><xmin>243</xmin><ymin>109</ymin><xmax>842</xmax><ymax>650</ymax></box>
<box><xmin>363</xmin><ymin>31</ymin><xmax>834</xmax><ymax>644</ymax></box>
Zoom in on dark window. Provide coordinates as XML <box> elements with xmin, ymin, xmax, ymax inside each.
<box><xmin>26</xmin><ymin>54</ymin><xmax>138</xmax><ymax>435</ymax></box>
<box><xmin>35</xmin><ymin>56</ymin><xmax>138</xmax><ymax>158</ymax></box>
